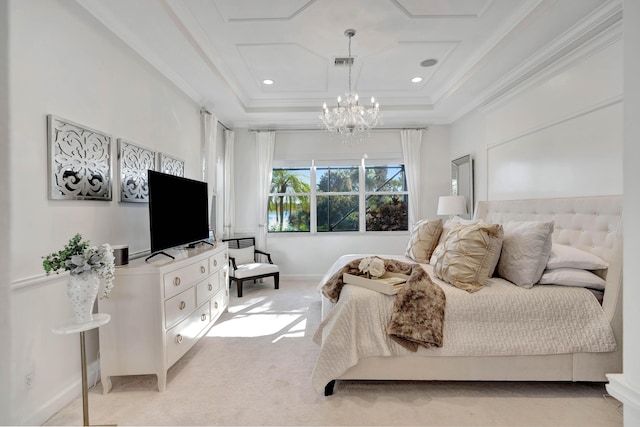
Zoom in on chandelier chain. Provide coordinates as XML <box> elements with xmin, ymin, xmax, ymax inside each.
<box><xmin>348</xmin><ymin>34</ymin><xmax>352</xmax><ymax>92</ymax></box>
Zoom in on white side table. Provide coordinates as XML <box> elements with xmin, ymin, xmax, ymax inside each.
<box><xmin>52</xmin><ymin>313</ymin><xmax>111</xmax><ymax>426</ymax></box>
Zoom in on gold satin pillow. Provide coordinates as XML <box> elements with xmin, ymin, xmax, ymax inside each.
<box><xmin>405</xmin><ymin>218</ymin><xmax>443</xmax><ymax>263</ymax></box>
<box><xmin>433</xmin><ymin>222</ymin><xmax>504</xmax><ymax>292</ymax></box>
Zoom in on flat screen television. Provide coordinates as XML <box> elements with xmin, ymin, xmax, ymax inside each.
<box><xmin>147</xmin><ymin>170</ymin><xmax>210</xmax><ymax>260</ymax></box>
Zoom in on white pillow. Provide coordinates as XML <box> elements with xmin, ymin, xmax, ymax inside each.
<box><xmin>228</xmin><ymin>246</ymin><xmax>255</xmax><ymax>265</ymax></box>
<box><xmin>497</xmin><ymin>221</ymin><xmax>554</xmax><ymax>289</ymax></box>
<box><xmin>546</xmin><ymin>244</ymin><xmax>608</xmax><ymax>270</ymax></box>
<box><xmin>538</xmin><ymin>268</ymin><xmax>606</xmax><ymax>291</ymax></box>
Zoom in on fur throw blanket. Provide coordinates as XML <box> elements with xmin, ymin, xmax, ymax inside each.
<box><xmin>321</xmin><ymin>257</ymin><xmax>446</xmax><ymax>352</ymax></box>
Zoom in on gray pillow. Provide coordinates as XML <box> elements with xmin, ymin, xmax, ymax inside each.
<box><xmin>497</xmin><ymin>221</ymin><xmax>554</xmax><ymax>288</ymax></box>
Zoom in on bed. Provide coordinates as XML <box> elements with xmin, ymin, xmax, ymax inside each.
<box><xmin>312</xmin><ymin>196</ymin><xmax>623</xmax><ymax>395</ymax></box>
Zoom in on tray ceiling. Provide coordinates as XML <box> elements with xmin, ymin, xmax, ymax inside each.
<box><xmin>75</xmin><ymin>0</ymin><xmax>621</xmax><ymax>129</ymax></box>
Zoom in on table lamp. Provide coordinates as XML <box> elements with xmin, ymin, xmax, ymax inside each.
<box><xmin>437</xmin><ymin>195</ymin><xmax>466</xmax><ymax>219</ymax></box>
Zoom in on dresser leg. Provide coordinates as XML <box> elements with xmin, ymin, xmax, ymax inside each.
<box><xmin>101</xmin><ymin>374</ymin><xmax>112</xmax><ymax>394</ymax></box>
<box><xmin>157</xmin><ymin>372</ymin><xmax>167</xmax><ymax>392</ymax></box>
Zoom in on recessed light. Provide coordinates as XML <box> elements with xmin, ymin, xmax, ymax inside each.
<box><xmin>263</xmin><ymin>79</ymin><xmax>274</xmax><ymax>85</ymax></box>
<box><xmin>420</xmin><ymin>59</ymin><xmax>438</xmax><ymax>67</ymax></box>
<box><xmin>411</xmin><ymin>76</ymin><xmax>423</xmax><ymax>83</ymax></box>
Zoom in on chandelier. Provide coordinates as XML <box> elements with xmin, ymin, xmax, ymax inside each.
<box><xmin>319</xmin><ymin>29</ymin><xmax>381</xmax><ymax>143</ymax></box>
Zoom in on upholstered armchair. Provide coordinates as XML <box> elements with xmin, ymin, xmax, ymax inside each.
<box><xmin>222</xmin><ymin>237</ymin><xmax>279</xmax><ymax>297</ymax></box>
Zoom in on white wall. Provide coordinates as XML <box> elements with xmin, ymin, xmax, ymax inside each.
<box><xmin>8</xmin><ymin>1</ymin><xmax>202</xmax><ymax>424</ymax></box>
<box><xmin>451</xmin><ymin>31</ymin><xmax>623</xmax><ymax>201</ymax></box>
<box><xmin>0</xmin><ymin>2</ymin><xmax>12</xmax><ymax>424</ymax></box>
<box><xmin>232</xmin><ymin>127</ymin><xmax>451</xmax><ymax>279</ymax></box>
<box><xmin>607</xmin><ymin>1</ymin><xmax>640</xmax><ymax>424</ymax></box>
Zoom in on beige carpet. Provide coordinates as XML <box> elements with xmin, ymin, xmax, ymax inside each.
<box><xmin>45</xmin><ymin>279</ymin><xmax>623</xmax><ymax>426</ymax></box>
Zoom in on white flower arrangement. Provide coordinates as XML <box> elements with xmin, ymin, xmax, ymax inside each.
<box><xmin>358</xmin><ymin>257</ymin><xmax>386</xmax><ymax>278</ymax></box>
<box><xmin>43</xmin><ymin>234</ymin><xmax>116</xmax><ymax>298</ymax></box>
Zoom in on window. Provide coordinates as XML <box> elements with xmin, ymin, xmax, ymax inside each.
<box><xmin>365</xmin><ymin>164</ymin><xmax>408</xmax><ymax>231</ymax></box>
<box><xmin>268</xmin><ymin>163</ymin><xmax>407</xmax><ymax>233</ymax></box>
<box><xmin>268</xmin><ymin>168</ymin><xmax>311</xmax><ymax>232</ymax></box>
<box><xmin>316</xmin><ymin>166</ymin><xmax>359</xmax><ymax>232</ymax></box>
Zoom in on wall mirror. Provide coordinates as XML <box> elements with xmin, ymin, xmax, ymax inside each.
<box><xmin>451</xmin><ymin>154</ymin><xmax>474</xmax><ymax>219</ymax></box>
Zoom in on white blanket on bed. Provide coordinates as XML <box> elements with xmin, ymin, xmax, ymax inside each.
<box><xmin>311</xmin><ymin>254</ymin><xmax>616</xmax><ymax>392</ymax></box>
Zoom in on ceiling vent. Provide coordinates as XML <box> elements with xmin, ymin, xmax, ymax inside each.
<box><xmin>334</xmin><ymin>57</ymin><xmax>354</xmax><ymax>66</ymax></box>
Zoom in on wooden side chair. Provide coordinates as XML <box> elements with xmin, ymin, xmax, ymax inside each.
<box><xmin>221</xmin><ymin>237</ymin><xmax>279</xmax><ymax>298</ymax></box>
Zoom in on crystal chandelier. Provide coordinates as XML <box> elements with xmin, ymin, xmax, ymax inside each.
<box><xmin>320</xmin><ymin>29</ymin><xmax>381</xmax><ymax>143</ymax></box>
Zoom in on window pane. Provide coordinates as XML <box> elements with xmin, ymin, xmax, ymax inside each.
<box><xmin>366</xmin><ymin>194</ymin><xmax>408</xmax><ymax>231</ymax></box>
<box><xmin>316</xmin><ymin>166</ymin><xmax>359</xmax><ymax>192</ymax></box>
<box><xmin>270</xmin><ymin>168</ymin><xmax>310</xmax><ymax>193</ymax></box>
<box><xmin>365</xmin><ymin>165</ymin><xmax>406</xmax><ymax>192</ymax></box>
<box><xmin>317</xmin><ymin>195</ymin><xmax>359</xmax><ymax>232</ymax></box>
<box><xmin>268</xmin><ymin>195</ymin><xmax>310</xmax><ymax>232</ymax></box>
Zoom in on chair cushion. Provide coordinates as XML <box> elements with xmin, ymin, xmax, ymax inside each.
<box><xmin>231</xmin><ymin>263</ymin><xmax>279</xmax><ymax>279</ymax></box>
<box><xmin>228</xmin><ymin>246</ymin><xmax>255</xmax><ymax>265</ymax></box>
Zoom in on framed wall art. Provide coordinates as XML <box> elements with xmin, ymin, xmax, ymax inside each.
<box><xmin>158</xmin><ymin>152</ymin><xmax>185</xmax><ymax>177</ymax></box>
<box><xmin>118</xmin><ymin>139</ymin><xmax>156</xmax><ymax>203</ymax></box>
<box><xmin>47</xmin><ymin>115</ymin><xmax>112</xmax><ymax>201</ymax></box>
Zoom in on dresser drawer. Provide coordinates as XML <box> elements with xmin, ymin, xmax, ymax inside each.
<box><xmin>210</xmin><ymin>250</ymin><xmax>227</xmax><ymax>273</ymax></box>
<box><xmin>164</xmin><ymin>287</ymin><xmax>196</xmax><ymax>329</ymax></box>
<box><xmin>196</xmin><ymin>275</ymin><xmax>220</xmax><ymax>307</ymax></box>
<box><xmin>211</xmin><ymin>289</ymin><xmax>225</xmax><ymax>322</ymax></box>
<box><xmin>166</xmin><ymin>302</ymin><xmax>211</xmax><ymax>367</ymax></box>
<box><xmin>163</xmin><ymin>259</ymin><xmax>209</xmax><ymax>300</ymax></box>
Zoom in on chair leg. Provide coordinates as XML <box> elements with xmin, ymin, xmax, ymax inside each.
<box><xmin>237</xmin><ymin>280</ymin><xmax>243</xmax><ymax>298</ymax></box>
<box><xmin>274</xmin><ymin>273</ymin><xmax>279</xmax><ymax>290</ymax></box>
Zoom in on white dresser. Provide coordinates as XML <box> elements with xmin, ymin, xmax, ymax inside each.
<box><xmin>98</xmin><ymin>243</ymin><xmax>228</xmax><ymax>392</ymax></box>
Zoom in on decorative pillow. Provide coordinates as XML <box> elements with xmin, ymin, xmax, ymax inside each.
<box><xmin>430</xmin><ymin>218</ymin><xmax>482</xmax><ymax>265</ymax></box>
<box><xmin>405</xmin><ymin>218</ymin><xmax>443</xmax><ymax>263</ymax></box>
<box><xmin>538</xmin><ymin>268</ymin><xmax>606</xmax><ymax>291</ymax></box>
<box><xmin>546</xmin><ymin>243</ymin><xmax>608</xmax><ymax>270</ymax></box>
<box><xmin>433</xmin><ymin>222</ymin><xmax>504</xmax><ymax>292</ymax></box>
<box><xmin>228</xmin><ymin>246</ymin><xmax>255</xmax><ymax>265</ymax></box>
<box><xmin>437</xmin><ymin>217</ymin><xmax>481</xmax><ymax>246</ymax></box>
<box><xmin>497</xmin><ymin>221</ymin><xmax>554</xmax><ymax>289</ymax></box>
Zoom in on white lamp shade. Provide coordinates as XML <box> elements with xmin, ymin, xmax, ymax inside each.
<box><xmin>437</xmin><ymin>195</ymin><xmax>466</xmax><ymax>216</ymax></box>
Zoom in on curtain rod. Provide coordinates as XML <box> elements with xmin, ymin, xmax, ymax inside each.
<box><xmin>248</xmin><ymin>126</ymin><xmax>429</xmax><ymax>132</ymax></box>
<box><xmin>200</xmin><ymin>108</ymin><xmax>231</xmax><ymax>131</ymax></box>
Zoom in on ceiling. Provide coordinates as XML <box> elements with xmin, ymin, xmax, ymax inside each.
<box><xmin>76</xmin><ymin>0</ymin><xmax>621</xmax><ymax>129</ymax></box>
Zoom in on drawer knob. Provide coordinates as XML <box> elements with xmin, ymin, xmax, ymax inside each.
<box><xmin>214</xmin><ymin>259</ymin><xmax>218</xmax><ymax>267</ymax></box>
<box><xmin>173</xmin><ymin>277</ymin><xmax>181</xmax><ymax>286</ymax></box>
<box><xmin>214</xmin><ymin>301</ymin><xmax>219</xmax><ymax>309</ymax></box>
<box><xmin>208</xmin><ymin>283</ymin><xmax>213</xmax><ymax>291</ymax></box>
<box><xmin>175</xmin><ymin>334</ymin><xmax>183</xmax><ymax>344</ymax></box>
<box><xmin>200</xmin><ymin>266</ymin><xmax>206</xmax><ymax>274</ymax></box>
<box><xmin>179</xmin><ymin>301</ymin><xmax>186</xmax><ymax>310</ymax></box>
<box><xmin>201</xmin><ymin>313</ymin><xmax>207</xmax><ymax>321</ymax></box>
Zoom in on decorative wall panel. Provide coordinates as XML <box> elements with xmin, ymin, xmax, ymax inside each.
<box><xmin>159</xmin><ymin>153</ymin><xmax>184</xmax><ymax>177</ymax></box>
<box><xmin>118</xmin><ymin>139</ymin><xmax>155</xmax><ymax>203</ymax></box>
<box><xmin>47</xmin><ymin>115</ymin><xmax>112</xmax><ymax>200</ymax></box>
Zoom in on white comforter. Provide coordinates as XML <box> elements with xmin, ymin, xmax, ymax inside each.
<box><xmin>311</xmin><ymin>254</ymin><xmax>616</xmax><ymax>392</ymax></box>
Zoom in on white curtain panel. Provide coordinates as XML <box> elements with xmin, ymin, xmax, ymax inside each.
<box><xmin>201</xmin><ymin>111</ymin><xmax>219</xmax><ymax>230</ymax></box>
<box><xmin>223</xmin><ymin>129</ymin><xmax>235</xmax><ymax>239</ymax></box>
<box><xmin>401</xmin><ymin>129</ymin><xmax>424</xmax><ymax>229</ymax></box>
<box><xmin>256</xmin><ymin>131</ymin><xmax>275</xmax><ymax>251</ymax></box>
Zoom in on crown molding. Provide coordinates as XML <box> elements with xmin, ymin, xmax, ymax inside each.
<box><xmin>74</xmin><ymin>0</ymin><xmax>202</xmax><ymax>104</ymax></box>
<box><xmin>453</xmin><ymin>0</ymin><xmax>623</xmax><ymax>122</ymax></box>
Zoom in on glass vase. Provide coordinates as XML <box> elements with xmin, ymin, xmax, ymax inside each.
<box><xmin>67</xmin><ymin>272</ymin><xmax>100</xmax><ymax>324</ymax></box>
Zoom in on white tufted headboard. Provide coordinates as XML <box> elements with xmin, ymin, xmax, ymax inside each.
<box><xmin>474</xmin><ymin>195</ymin><xmax>623</xmax><ymax>334</ymax></box>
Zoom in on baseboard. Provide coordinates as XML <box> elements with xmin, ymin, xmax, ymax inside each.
<box><xmin>21</xmin><ymin>359</ymin><xmax>101</xmax><ymax>426</ymax></box>
<box><xmin>606</xmin><ymin>373</ymin><xmax>640</xmax><ymax>411</ymax></box>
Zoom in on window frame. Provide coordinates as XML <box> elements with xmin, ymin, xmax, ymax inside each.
<box><xmin>268</xmin><ymin>159</ymin><xmax>408</xmax><ymax>234</ymax></box>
